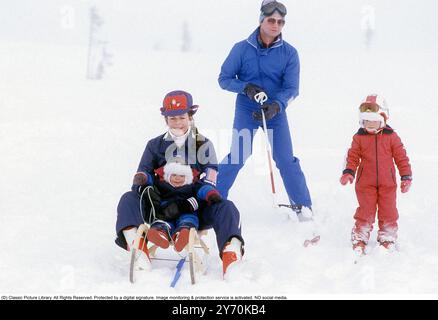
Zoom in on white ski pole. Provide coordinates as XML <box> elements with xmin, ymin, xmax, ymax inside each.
<box><xmin>254</xmin><ymin>92</ymin><xmax>278</xmax><ymax>208</ymax></box>
<box><xmin>255</xmin><ymin>94</ymin><xmax>320</xmax><ymax>243</ymax></box>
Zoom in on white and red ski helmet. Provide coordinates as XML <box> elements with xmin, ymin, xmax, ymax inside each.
<box><xmin>359</xmin><ymin>94</ymin><xmax>389</xmax><ymax>128</ymax></box>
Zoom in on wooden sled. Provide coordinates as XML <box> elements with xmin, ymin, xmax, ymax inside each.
<box><xmin>129</xmin><ymin>224</ymin><xmax>209</xmax><ymax>285</ymax></box>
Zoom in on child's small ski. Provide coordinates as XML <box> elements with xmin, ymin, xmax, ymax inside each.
<box><xmin>353</xmin><ymin>251</ymin><xmax>366</xmax><ymax>264</ymax></box>
<box><xmin>304</xmin><ymin>235</ymin><xmax>320</xmax><ymax>247</ymax></box>
<box><xmin>352</xmin><ymin>242</ymin><xmax>367</xmax><ymax>264</ymax></box>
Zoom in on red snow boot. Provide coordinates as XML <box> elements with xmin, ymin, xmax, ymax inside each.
<box><xmin>147</xmin><ymin>228</ymin><xmax>170</xmax><ymax>249</ymax></box>
<box><xmin>172</xmin><ymin>228</ymin><xmax>190</xmax><ymax>252</ymax></box>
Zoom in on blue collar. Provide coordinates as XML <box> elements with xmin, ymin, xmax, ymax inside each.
<box><xmin>246</xmin><ymin>27</ymin><xmax>283</xmax><ymax>50</ymax></box>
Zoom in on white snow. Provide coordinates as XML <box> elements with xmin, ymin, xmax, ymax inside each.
<box><xmin>1</xmin><ymin>0</ymin><xmax>438</xmax><ymax>298</ymax></box>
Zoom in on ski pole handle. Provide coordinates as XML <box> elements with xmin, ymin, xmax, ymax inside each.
<box><xmin>255</xmin><ymin>92</ymin><xmax>278</xmax><ymax>208</ymax></box>
<box><xmin>254</xmin><ymin>92</ymin><xmax>268</xmax><ymax>105</ymax></box>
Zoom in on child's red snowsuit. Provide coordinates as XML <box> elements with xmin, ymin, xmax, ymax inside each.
<box><xmin>343</xmin><ymin>126</ymin><xmax>412</xmax><ymax>244</ymax></box>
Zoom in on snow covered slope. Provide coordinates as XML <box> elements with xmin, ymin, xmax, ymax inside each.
<box><xmin>1</xmin><ymin>1</ymin><xmax>438</xmax><ymax>296</ymax></box>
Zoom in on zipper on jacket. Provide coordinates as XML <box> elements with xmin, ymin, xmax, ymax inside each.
<box><xmin>375</xmin><ymin>135</ymin><xmax>379</xmax><ymax>187</ymax></box>
<box><xmin>357</xmin><ymin>165</ymin><xmax>364</xmax><ymax>183</ymax></box>
<box><xmin>257</xmin><ymin>51</ymin><xmax>266</xmax><ymax>91</ymax></box>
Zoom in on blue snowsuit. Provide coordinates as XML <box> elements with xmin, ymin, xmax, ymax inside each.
<box><xmin>217</xmin><ymin>28</ymin><xmax>312</xmax><ymax>207</ymax></box>
<box><xmin>115</xmin><ymin>128</ymin><xmax>244</xmax><ymax>254</ymax></box>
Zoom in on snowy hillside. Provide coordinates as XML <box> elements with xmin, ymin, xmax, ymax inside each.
<box><xmin>1</xmin><ymin>0</ymin><xmax>438</xmax><ymax>297</ymax></box>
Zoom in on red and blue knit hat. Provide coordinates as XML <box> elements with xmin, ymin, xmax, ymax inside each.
<box><xmin>160</xmin><ymin>90</ymin><xmax>199</xmax><ymax>116</ymax></box>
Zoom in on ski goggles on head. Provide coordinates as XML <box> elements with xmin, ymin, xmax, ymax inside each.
<box><xmin>261</xmin><ymin>1</ymin><xmax>287</xmax><ymax>16</ymax></box>
<box><xmin>359</xmin><ymin>102</ymin><xmax>380</xmax><ymax>113</ymax></box>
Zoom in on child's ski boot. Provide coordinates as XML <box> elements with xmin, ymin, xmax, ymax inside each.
<box><xmin>353</xmin><ymin>240</ymin><xmax>367</xmax><ymax>256</ymax></box>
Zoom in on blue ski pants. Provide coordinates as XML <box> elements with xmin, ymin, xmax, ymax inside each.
<box><xmin>217</xmin><ymin>105</ymin><xmax>312</xmax><ymax>207</ymax></box>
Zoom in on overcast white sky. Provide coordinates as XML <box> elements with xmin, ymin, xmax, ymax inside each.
<box><xmin>0</xmin><ymin>0</ymin><xmax>437</xmax><ymax>53</ymax></box>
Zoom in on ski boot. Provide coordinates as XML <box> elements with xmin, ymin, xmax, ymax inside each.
<box><xmin>123</xmin><ymin>227</ymin><xmax>151</xmax><ymax>271</ymax></box>
<box><xmin>222</xmin><ymin>238</ymin><xmax>244</xmax><ymax>277</ymax></box>
<box><xmin>379</xmin><ymin>240</ymin><xmax>396</xmax><ymax>251</ymax></box>
<box><xmin>172</xmin><ymin>228</ymin><xmax>190</xmax><ymax>252</ymax></box>
<box><xmin>353</xmin><ymin>240</ymin><xmax>367</xmax><ymax>256</ymax></box>
<box><xmin>147</xmin><ymin>227</ymin><xmax>171</xmax><ymax>249</ymax></box>
<box><xmin>291</xmin><ymin>205</ymin><xmax>314</xmax><ymax>222</ymax></box>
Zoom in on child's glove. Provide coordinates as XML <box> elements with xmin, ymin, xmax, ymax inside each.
<box><xmin>133</xmin><ymin>172</ymin><xmax>148</xmax><ymax>185</ymax></box>
<box><xmin>340</xmin><ymin>173</ymin><xmax>354</xmax><ymax>185</ymax></box>
<box><xmin>133</xmin><ymin>172</ymin><xmax>152</xmax><ymax>195</ymax></box>
<box><xmin>400</xmin><ymin>176</ymin><xmax>412</xmax><ymax>193</ymax></box>
<box><xmin>206</xmin><ymin>189</ymin><xmax>222</xmax><ymax>205</ymax></box>
<box><xmin>198</xmin><ymin>185</ymin><xmax>222</xmax><ymax>205</ymax></box>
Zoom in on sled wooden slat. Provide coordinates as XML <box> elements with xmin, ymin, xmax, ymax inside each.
<box><xmin>188</xmin><ymin>228</ymin><xmax>196</xmax><ymax>285</ymax></box>
<box><xmin>129</xmin><ymin>224</ymin><xmax>150</xmax><ymax>284</ymax></box>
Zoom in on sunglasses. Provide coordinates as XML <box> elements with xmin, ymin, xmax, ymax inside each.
<box><xmin>261</xmin><ymin>1</ymin><xmax>287</xmax><ymax>16</ymax></box>
<box><xmin>266</xmin><ymin>17</ymin><xmax>286</xmax><ymax>26</ymax></box>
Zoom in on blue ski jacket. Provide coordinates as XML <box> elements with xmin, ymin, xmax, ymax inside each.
<box><xmin>218</xmin><ymin>28</ymin><xmax>300</xmax><ymax>112</ymax></box>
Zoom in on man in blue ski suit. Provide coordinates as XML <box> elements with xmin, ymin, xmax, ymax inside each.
<box><xmin>217</xmin><ymin>0</ymin><xmax>313</xmax><ymax>219</ymax></box>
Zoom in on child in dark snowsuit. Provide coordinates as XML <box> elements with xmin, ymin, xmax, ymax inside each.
<box><xmin>340</xmin><ymin>95</ymin><xmax>412</xmax><ymax>255</ymax></box>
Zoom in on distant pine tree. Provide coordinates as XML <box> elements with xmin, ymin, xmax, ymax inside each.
<box><xmin>87</xmin><ymin>6</ymin><xmax>112</xmax><ymax>79</ymax></box>
<box><xmin>181</xmin><ymin>21</ymin><xmax>192</xmax><ymax>52</ymax></box>
<box><xmin>361</xmin><ymin>5</ymin><xmax>376</xmax><ymax>49</ymax></box>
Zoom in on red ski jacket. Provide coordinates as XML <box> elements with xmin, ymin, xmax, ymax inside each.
<box><xmin>343</xmin><ymin>127</ymin><xmax>412</xmax><ymax>187</ymax></box>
